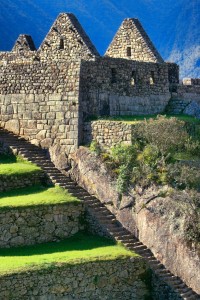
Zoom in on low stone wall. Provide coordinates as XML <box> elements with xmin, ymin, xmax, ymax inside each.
<box><xmin>83</xmin><ymin>121</ymin><xmax>132</xmax><ymax>147</ymax></box>
<box><xmin>0</xmin><ymin>172</ymin><xmax>46</xmax><ymax>192</ymax></box>
<box><xmin>0</xmin><ymin>203</ymin><xmax>84</xmax><ymax>248</ymax></box>
<box><xmin>0</xmin><ymin>258</ymin><xmax>150</xmax><ymax>300</ymax></box>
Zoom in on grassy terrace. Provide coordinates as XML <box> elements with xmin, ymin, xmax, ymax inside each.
<box><xmin>0</xmin><ymin>154</ymin><xmax>41</xmax><ymax>176</ymax></box>
<box><xmin>0</xmin><ymin>232</ymin><xmax>136</xmax><ymax>275</ymax></box>
<box><xmin>0</xmin><ymin>185</ymin><xmax>80</xmax><ymax>210</ymax></box>
<box><xmin>89</xmin><ymin>114</ymin><xmax>200</xmax><ymax>124</ymax></box>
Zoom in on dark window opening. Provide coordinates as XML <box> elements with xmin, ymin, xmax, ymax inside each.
<box><xmin>131</xmin><ymin>70</ymin><xmax>137</xmax><ymax>85</ymax></box>
<box><xmin>111</xmin><ymin>68</ymin><xmax>117</xmax><ymax>83</ymax></box>
<box><xmin>150</xmin><ymin>71</ymin><xmax>155</xmax><ymax>85</ymax></box>
<box><xmin>59</xmin><ymin>38</ymin><xmax>64</xmax><ymax>50</ymax></box>
<box><xmin>127</xmin><ymin>47</ymin><xmax>131</xmax><ymax>57</ymax></box>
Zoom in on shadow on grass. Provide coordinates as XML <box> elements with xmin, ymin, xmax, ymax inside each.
<box><xmin>0</xmin><ymin>154</ymin><xmax>17</xmax><ymax>164</ymax></box>
<box><xmin>0</xmin><ymin>232</ymin><xmax>116</xmax><ymax>257</ymax></box>
<box><xmin>0</xmin><ymin>185</ymin><xmax>48</xmax><ymax>199</ymax></box>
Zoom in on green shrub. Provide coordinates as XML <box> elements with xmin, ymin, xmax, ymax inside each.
<box><xmin>184</xmin><ymin>137</ymin><xmax>200</xmax><ymax>156</ymax></box>
<box><xmin>110</xmin><ymin>144</ymin><xmax>138</xmax><ymax>166</ymax></box>
<box><xmin>167</xmin><ymin>163</ymin><xmax>200</xmax><ymax>189</ymax></box>
<box><xmin>116</xmin><ymin>164</ymin><xmax>131</xmax><ymax>193</ymax></box>
<box><xmin>90</xmin><ymin>140</ymin><xmax>101</xmax><ymax>156</ymax></box>
<box><xmin>137</xmin><ymin>145</ymin><xmax>160</xmax><ymax>167</ymax></box>
<box><xmin>133</xmin><ymin>115</ymin><xmax>189</xmax><ymax>155</ymax></box>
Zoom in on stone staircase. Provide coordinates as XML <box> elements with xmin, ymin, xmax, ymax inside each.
<box><xmin>0</xmin><ymin>127</ymin><xmax>199</xmax><ymax>300</ymax></box>
<box><xmin>165</xmin><ymin>98</ymin><xmax>191</xmax><ymax>114</ymax></box>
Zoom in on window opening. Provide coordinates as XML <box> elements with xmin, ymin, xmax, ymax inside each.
<box><xmin>127</xmin><ymin>47</ymin><xmax>131</xmax><ymax>57</ymax></box>
<box><xmin>131</xmin><ymin>70</ymin><xmax>137</xmax><ymax>85</ymax></box>
<box><xmin>150</xmin><ymin>71</ymin><xmax>155</xmax><ymax>85</ymax></box>
<box><xmin>111</xmin><ymin>68</ymin><xmax>117</xmax><ymax>83</ymax></box>
<box><xmin>59</xmin><ymin>38</ymin><xmax>64</xmax><ymax>50</ymax></box>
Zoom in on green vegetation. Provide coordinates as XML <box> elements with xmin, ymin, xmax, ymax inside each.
<box><xmin>88</xmin><ymin>114</ymin><xmax>200</xmax><ymax>124</ymax></box>
<box><xmin>0</xmin><ymin>185</ymin><xmax>80</xmax><ymax>210</ymax></box>
<box><xmin>91</xmin><ymin>115</ymin><xmax>200</xmax><ymax>243</ymax></box>
<box><xmin>0</xmin><ymin>154</ymin><xmax>41</xmax><ymax>177</ymax></box>
<box><xmin>0</xmin><ymin>232</ymin><xmax>136</xmax><ymax>275</ymax></box>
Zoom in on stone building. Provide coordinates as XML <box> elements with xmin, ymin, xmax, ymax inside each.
<box><xmin>0</xmin><ymin>12</ymin><xmax>199</xmax><ymax>168</ymax></box>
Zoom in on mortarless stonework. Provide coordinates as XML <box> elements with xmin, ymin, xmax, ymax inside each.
<box><xmin>0</xmin><ymin>203</ymin><xmax>84</xmax><ymax>248</ymax></box>
<box><xmin>0</xmin><ymin>171</ymin><xmax>46</xmax><ymax>192</ymax></box>
<box><xmin>105</xmin><ymin>18</ymin><xmax>163</xmax><ymax>63</ymax></box>
<box><xmin>0</xmin><ymin>258</ymin><xmax>150</xmax><ymax>300</ymax></box>
<box><xmin>83</xmin><ymin>121</ymin><xmax>132</xmax><ymax>147</ymax></box>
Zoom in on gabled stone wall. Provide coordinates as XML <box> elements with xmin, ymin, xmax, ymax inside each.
<box><xmin>38</xmin><ymin>13</ymin><xmax>100</xmax><ymax>61</ymax></box>
<box><xmin>105</xmin><ymin>18</ymin><xmax>163</xmax><ymax>63</ymax></box>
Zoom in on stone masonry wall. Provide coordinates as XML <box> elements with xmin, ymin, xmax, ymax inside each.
<box><xmin>38</xmin><ymin>13</ymin><xmax>99</xmax><ymax>61</ymax></box>
<box><xmin>105</xmin><ymin>18</ymin><xmax>163</xmax><ymax>63</ymax></box>
<box><xmin>83</xmin><ymin>121</ymin><xmax>132</xmax><ymax>147</ymax></box>
<box><xmin>79</xmin><ymin>57</ymin><xmax>170</xmax><ymax>122</ymax></box>
<box><xmin>0</xmin><ymin>258</ymin><xmax>150</xmax><ymax>300</ymax></box>
<box><xmin>0</xmin><ymin>171</ymin><xmax>46</xmax><ymax>192</ymax></box>
<box><xmin>0</xmin><ymin>203</ymin><xmax>84</xmax><ymax>248</ymax></box>
<box><xmin>0</xmin><ymin>60</ymin><xmax>80</xmax><ymax>169</ymax></box>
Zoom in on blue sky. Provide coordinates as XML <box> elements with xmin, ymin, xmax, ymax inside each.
<box><xmin>0</xmin><ymin>0</ymin><xmax>199</xmax><ymax>77</ymax></box>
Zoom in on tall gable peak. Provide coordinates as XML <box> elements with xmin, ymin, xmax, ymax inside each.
<box><xmin>12</xmin><ymin>34</ymin><xmax>36</xmax><ymax>52</ymax></box>
<box><xmin>105</xmin><ymin>18</ymin><xmax>163</xmax><ymax>63</ymax></box>
<box><xmin>39</xmin><ymin>12</ymin><xmax>99</xmax><ymax>60</ymax></box>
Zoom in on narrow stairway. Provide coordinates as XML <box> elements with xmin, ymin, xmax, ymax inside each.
<box><xmin>0</xmin><ymin>127</ymin><xmax>199</xmax><ymax>300</ymax></box>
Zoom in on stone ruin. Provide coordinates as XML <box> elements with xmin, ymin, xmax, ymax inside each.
<box><xmin>0</xmin><ymin>12</ymin><xmax>199</xmax><ymax>168</ymax></box>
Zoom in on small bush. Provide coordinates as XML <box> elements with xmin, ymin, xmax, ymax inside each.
<box><xmin>167</xmin><ymin>163</ymin><xmax>200</xmax><ymax>190</ymax></box>
<box><xmin>116</xmin><ymin>164</ymin><xmax>131</xmax><ymax>193</ymax></box>
<box><xmin>184</xmin><ymin>137</ymin><xmax>200</xmax><ymax>156</ymax></box>
<box><xmin>133</xmin><ymin>115</ymin><xmax>189</xmax><ymax>155</ymax></box>
<box><xmin>90</xmin><ymin>141</ymin><xmax>101</xmax><ymax>156</ymax></box>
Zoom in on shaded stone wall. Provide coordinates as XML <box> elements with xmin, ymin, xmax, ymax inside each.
<box><xmin>0</xmin><ymin>60</ymin><xmax>80</xmax><ymax>168</ymax></box>
<box><xmin>79</xmin><ymin>57</ymin><xmax>170</xmax><ymax>122</ymax></box>
<box><xmin>0</xmin><ymin>258</ymin><xmax>150</xmax><ymax>300</ymax></box>
<box><xmin>176</xmin><ymin>83</ymin><xmax>200</xmax><ymax>104</ymax></box>
<box><xmin>0</xmin><ymin>172</ymin><xmax>46</xmax><ymax>192</ymax></box>
<box><xmin>0</xmin><ymin>203</ymin><xmax>84</xmax><ymax>248</ymax></box>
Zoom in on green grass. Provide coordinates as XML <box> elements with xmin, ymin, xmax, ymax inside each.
<box><xmin>0</xmin><ymin>185</ymin><xmax>80</xmax><ymax>210</ymax></box>
<box><xmin>0</xmin><ymin>232</ymin><xmax>137</xmax><ymax>275</ymax></box>
<box><xmin>0</xmin><ymin>154</ymin><xmax>41</xmax><ymax>176</ymax></box>
<box><xmin>88</xmin><ymin>114</ymin><xmax>200</xmax><ymax>124</ymax></box>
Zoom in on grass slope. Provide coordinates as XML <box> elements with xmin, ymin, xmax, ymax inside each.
<box><xmin>0</xmin><ymin>232</ymin><xmax>136</xmax><ymax>275</ymax></box>
<box><xmin>0</xmin><ymin>154</ymin><xmax>41</xmax><ymax>176</ymax></box>
<box><xmin>0</xmin><ymin>185</ymin><xmax>80</xmax><ymax>210</ymax></box>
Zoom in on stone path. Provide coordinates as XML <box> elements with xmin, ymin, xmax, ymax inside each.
<box><xmin>0</xmin><ymin>127</ymin><xmax>199</xmax><ymax>300</ymax></box>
